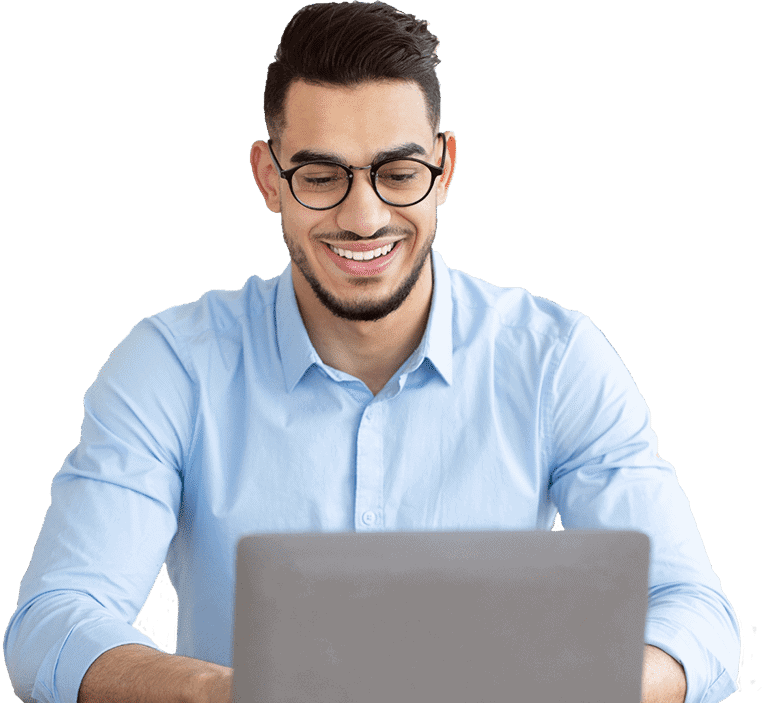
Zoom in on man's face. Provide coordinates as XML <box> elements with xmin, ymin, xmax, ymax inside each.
<box><xmin>269</xmin><ymin>80</ymin><xmax>450</xmax><ymax>322</ymax></box>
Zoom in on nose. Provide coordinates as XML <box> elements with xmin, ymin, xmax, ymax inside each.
<box><xmin>334</xmin><ymin>168</ymin><xmax>391</xmax><ymax>237</ymax></box>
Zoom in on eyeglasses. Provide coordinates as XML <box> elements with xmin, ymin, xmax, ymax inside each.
<box><xmin>267</xmin><ymin>133</ymin><xmax>446</xmax><ymax>211</ymax></box>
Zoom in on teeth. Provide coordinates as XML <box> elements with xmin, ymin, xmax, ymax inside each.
<box><xmin>329</xmin><ymin>242</ymin><xmax>395</xmax><ymax>260</ymax></box>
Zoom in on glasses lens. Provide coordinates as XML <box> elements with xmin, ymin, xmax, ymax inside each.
<box><xmin>375</xmin><ymin>160</ymin><xmax>433</xmax><ymax>205</ymax></box>
<box><xmin>292</xmin><ymin>163</ymin><xmax>349</xmax><ymax>209</ymax></box>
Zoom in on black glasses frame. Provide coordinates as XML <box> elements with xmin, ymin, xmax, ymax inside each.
<box><xmin>267</xmin><ymin>133</ymin><xmax>446</xmax><ymax>211</ymax></box>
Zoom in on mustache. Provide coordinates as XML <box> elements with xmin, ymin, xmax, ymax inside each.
<box><xmin>314</xmin><ymin>226</ymin><xmax>412</xmax><ymax>243</ymax></box>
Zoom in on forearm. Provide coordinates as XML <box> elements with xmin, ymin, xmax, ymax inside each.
<box><xmin>77</xmin><ymin>644</ymin><xmax>232</xmax><ymax>703</ymax></box>
<box><xmin>641</xmin><ymin>644</ymin><xmax>687</xmax><ymax>703</ymax></box>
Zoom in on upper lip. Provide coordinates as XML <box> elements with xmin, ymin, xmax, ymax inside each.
<box><xmin>322</xmin><ymin>240</ymin><xmax>400</xmax><ymax>252</ymax></box>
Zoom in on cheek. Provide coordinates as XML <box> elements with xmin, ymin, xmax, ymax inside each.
<box><xmin>281</xmin><ymin>206</ymin><xmax>327</xmax><ymax>242</ymax></box>
<box><xmin>410</xmin><ymin>206</ymin><xmax>437</xmax><ymax>237</ymax></box>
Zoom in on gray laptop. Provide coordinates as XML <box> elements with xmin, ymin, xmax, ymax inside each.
<box><xmin>232</xmin><ymin>530</ymin><xmax>649</xmax><ymax>703</ymax></box>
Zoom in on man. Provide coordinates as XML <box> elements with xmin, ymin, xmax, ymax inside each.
<box><xmin>4</xmin><ymin>2</ymin><xmax>739</xmax><ymax>702</ymax></box>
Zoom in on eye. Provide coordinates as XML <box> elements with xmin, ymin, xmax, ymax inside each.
<box><xmin>376</xmin><ymin>161</ymin><xmax>428</xmax><ymax>189</ymax></box>
<box><xmin>294</xmin><ymin>164</ymin><xmax>348</xmax><ymax>192</ymax></box>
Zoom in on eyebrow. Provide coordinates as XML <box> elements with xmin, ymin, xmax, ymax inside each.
<box><xmin>289</xmin><ymin>142</ymin><xmax>428</xmax><ymax>166</ymax></box>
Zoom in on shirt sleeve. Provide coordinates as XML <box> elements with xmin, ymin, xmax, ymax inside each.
<box><xmin>546</xmin><ymin>315</ymin><xmax>739</xmax><ymax>703</ymax></box>
<box><xmin>4</xmin><ymin>317</ymin><xmax>194</xmax><ymax>703</ymax></box>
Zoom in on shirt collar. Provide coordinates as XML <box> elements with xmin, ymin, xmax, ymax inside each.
<box><xmin>275</xmin><ymin>250</ymin><xmax>454</xmax><ymax>393</ymax></box>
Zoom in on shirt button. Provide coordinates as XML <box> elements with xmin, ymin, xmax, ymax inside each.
<box><xmin>362</xmin><ymin>511</ymin><xmax>377</xmax><ymax>526</ymax></box>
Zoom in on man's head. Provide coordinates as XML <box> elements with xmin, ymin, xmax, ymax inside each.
<box><xmin>251</xmin><ymin>2</ymin><xmax>455</xmax><ymax>324</ymax></box>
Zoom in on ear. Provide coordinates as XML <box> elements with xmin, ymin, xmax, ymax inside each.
<box><xmin>435</xmin><ymin>131</ymin><xmax>456</xmax><ymax>206</ymax></box>
<box><xmin>250</xmin><ymin>140</ymin><xmax>282</xmax><ymax>213</ymax></box>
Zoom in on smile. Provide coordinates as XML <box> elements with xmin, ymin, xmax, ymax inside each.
<box><xmin>327</xmin><ymin>242</ymin><xmax>396</xmax><ymax>261</ymax></box>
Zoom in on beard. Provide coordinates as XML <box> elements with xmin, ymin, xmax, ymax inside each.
<box><xmin>282</xmin><ymin>222</ymin><xmax>436</xmax><ymax>322</ymax></box>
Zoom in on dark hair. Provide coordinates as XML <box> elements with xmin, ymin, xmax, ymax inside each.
<box><xmin>264</xmin><ymin>1</ymin><xmax>441</xmax><ymax>144</ymax></box>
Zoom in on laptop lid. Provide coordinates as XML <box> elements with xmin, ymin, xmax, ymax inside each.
<box><xmin>232</xmin><ymin>530</ymin><xmax>649</xmax><ymax>703</ymax></box>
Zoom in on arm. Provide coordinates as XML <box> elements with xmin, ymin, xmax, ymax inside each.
<box><xmin>642</xmin><ymin>644</ymin><xmax>687</xmax><ymax>703</ymax></box>
<box><xmin>4</xmin><ymin>320</ymin><xmax>197</xmax><ymax>703</ymax></box>
<box><xmin>546</xmin><ymin>317</ymin><xmax>739</xmax><ymax>703</ymax></box>
<box><xmin>77</xmin><ymin>645</ymin><xmax>232</xmax><ymax>703</ymax></box>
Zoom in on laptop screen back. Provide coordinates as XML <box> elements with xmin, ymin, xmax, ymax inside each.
<box><xmin>232</xmin><ymin>530</ymin><xmax>649</xmax><ymax>703</ymax></box>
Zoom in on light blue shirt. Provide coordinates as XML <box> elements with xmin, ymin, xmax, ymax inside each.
<box><xmin>5</xmin><ymin>251</ymin><xmax>738</xmax><ymax>703</ymax></box>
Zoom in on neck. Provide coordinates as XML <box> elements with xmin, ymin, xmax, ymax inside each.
<box><xmin>292</xmin><ymin>258</ymin><xmax>433</xmax><ymax>395</ymax></box>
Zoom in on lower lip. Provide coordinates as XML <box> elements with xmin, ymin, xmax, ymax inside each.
<box><xmin>324</xmin><ymin>242</ymin><xmax>400</xmax><ymax>276</ymax></box>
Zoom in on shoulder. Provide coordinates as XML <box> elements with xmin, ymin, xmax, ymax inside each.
<box><xmin>447</xmin><ymin>265</ymin><xmax>587</xmax><ymax>349</ymax></box>
<box><xmin>149</xmin><ymin>274</ymin><xmax>280</xmax><ymax>346</ymax></box>
<box><xmin>95</xmin><ymin>274</ymin><xmax>281</xmax><ymax>388</ymax></box>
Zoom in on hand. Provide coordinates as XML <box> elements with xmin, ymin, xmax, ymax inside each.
<box><xmin>199</xmin><ymin>666</ymin><xmax>233</xmax><ymax>703</ymax></box>
<box><xmin>641</xmin><ymin>644</ymin><xmax>687</xmax><ymax>703</ymax></box>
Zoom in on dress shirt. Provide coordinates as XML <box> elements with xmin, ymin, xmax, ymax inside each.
<box><xmin>5</xmin><ymin>251</ymin><xmax>738</xmax><ymax>703</ymax></box>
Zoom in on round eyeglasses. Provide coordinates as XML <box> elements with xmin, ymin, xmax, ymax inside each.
<box><xmin>267</xmin><ymin>134</ymin><xmax>446</xmax><ymax>211</ymax></box>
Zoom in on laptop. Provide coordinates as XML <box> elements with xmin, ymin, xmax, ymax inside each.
<box><xmin>232</xmin><ymin>530</ymin><xmax>649</xmax><ymax>703</ymax></box>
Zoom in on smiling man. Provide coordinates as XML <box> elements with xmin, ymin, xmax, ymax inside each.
<box><xmin>5</xmin><ymin>3</ymin><xmax>739</xmax><ymax>703</ymax></box>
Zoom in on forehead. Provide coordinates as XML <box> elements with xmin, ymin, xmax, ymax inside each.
<box><xmin>281</xmin><ymin>79</ymin><xmax>433</xmax><ymax>160</ymax></box>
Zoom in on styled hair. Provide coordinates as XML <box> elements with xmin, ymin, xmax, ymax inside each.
<box><xmin>264</xmin><ymin>1</ymin><xmax>441</xmax><ymax>144</ymax></box>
